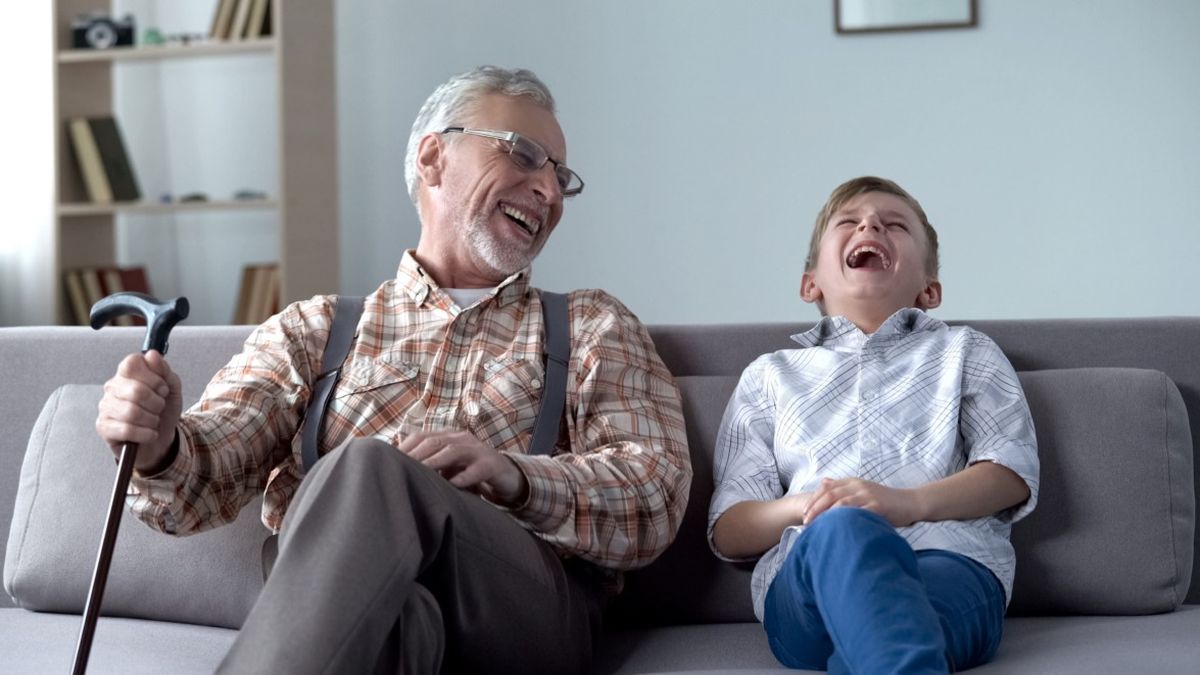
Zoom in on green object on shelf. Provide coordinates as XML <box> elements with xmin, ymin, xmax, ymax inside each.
<box><xmin>143</xmin><ymin>28</ymin><xmax>164</xmax><ymax>45</ymax></box>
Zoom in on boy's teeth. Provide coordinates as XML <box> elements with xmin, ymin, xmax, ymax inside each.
<box><xmin>846</xmin><ymin>245</ymin><xmax>891</xmax><ymax>269</ymax></box>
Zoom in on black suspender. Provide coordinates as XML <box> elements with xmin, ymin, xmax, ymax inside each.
<box><xmin>300</xmin><ymin>295</ymin><xmax>365</xmax><ymax>473</ymax></box>
<box><xmin>299</xmin><ymin>291</ymin><xmax>571</xmax><ymax>473</ymax></box>
<box><xmin>530</xmin><ymin>291</ymin><xmax>570</xmax><ymax>457</ymax></box>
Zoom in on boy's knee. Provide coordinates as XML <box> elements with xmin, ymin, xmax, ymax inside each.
<box><xmin>809</xmin><ymin>506</ymin><xmax>888</xmax><ymax>533</ymax></box>
<box><xmin>800</xmin><ymin>507</ymin><xmax>897</xmax><ymax>552</ymax></box>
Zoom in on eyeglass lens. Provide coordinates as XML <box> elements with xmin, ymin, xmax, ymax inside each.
<box><xmin>509</xmin><ymin>136</ymin><xmax>578</xmax><ymax>193</ymax></box>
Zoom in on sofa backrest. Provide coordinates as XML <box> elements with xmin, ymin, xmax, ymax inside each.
<box><xmin>2</xmin><ymin>319</ymin><xmax>1198</xmax><ymax>622</ymax></box>
<box><xmin>0</xmin><ymin>327</ymin><xmax>255</xmax><ymax>611</ymax></box>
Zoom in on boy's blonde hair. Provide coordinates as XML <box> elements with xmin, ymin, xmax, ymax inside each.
<box><xmin>805</xmin><ymin>176</ymin><xmax>940</xmax><ymax>278</ymax></box>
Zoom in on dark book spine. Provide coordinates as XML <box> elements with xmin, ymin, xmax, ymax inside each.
<box><xmin>88</xmin><ymin>117</ymin><xmax>141</xmax><ymax>202</ymax></box>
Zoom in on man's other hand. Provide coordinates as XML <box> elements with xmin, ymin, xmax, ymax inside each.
<box><xmin>397</xmin><ymin>430</ymin><xmax>530</xmax><ymax>507</ymax></box>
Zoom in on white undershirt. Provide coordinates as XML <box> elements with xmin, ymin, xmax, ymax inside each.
<box><xmin>444</xmin><ymin>287</ymin><xmax>491</xmax><ymax>309</ymax></box>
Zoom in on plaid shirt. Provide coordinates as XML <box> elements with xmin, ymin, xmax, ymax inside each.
<box><xmin>130</xmin><ymin>251</ymin><xmax>691</xmax><ymax>570</ymax></box>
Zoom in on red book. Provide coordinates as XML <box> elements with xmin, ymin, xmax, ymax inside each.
<box><xmin>117</xmin><ymin>266</ymin><xmax>152</xmax><ymax>325</ymax></box>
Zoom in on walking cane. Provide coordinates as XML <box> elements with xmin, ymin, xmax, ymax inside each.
<box><xmin>72</xmin><ymin>293</ymin><xmax>189</xmax><ymax>675</ymax></box>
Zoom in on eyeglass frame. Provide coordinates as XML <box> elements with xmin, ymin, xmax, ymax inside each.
<box><xmin>440</xmin><ymin>127</ymin><xmax>584</xmax><ymax>197</ymax></box>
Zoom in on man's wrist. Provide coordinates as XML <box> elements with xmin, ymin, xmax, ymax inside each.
<box><xmin>136</xmin><ymin>430</ymin><xmax>180</xmax><ymax>476</ymax></box>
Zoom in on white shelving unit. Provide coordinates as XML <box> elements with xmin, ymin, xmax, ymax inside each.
<box><xmin>51</xmin><ymin>0</ymin><xmax>337</xmax><ymax>324</ymax></box>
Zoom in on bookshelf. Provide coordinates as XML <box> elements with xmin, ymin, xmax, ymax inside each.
<box><xmin>51</xmin><ymin>0</ymin><xmax>338</xmax><ymax>324</ymax></box>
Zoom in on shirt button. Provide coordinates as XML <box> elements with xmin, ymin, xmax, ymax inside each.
<box><xmin>530</xmin><ymin>378</ymin><xmax>542</xmax><ymax>390</ymax></box>
<box><xmin>464</xmin><ymin>400</ymin><xmax>481</xmax><ymax>416</ymax></box>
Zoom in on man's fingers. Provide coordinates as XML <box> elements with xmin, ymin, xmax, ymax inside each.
<box><xmin>447</xmin><ymin>461</ymin><xmax>490</xmax><ymax>488</ymax></box>
<box><xmin>95</xmin><ymin>417</ymin><xmax>159</xmax><ymax>447</ymax></box>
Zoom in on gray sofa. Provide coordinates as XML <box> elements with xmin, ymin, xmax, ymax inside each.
<box><xmin>2</xmin><ymin>319</ymin><xmax>1199</xmax><ymax>674</ymax></box>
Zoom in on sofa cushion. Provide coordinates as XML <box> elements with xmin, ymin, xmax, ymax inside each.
<box><xmin>609</xmin><ymin>367</ymin><xmax>1193</xmax><ymax>627</ymax></box>
<box><xmin>3</xmin><ymin>385</ymin><xmax>269</xmax><ymax>628</ymax></box>
<box><xmin>1009</xmin><ymin>368</ymin><xmax>1193</xmax><ymax>615</ymax></box>
<box><xmin>0</xmin><ymin>608</ymin><xmax>237</xmax><ymax>674</ymax></box>
<box><xmin>594</xmin><ymin>605</ymin><xmax>1200</xmax><ymax>674</ymax></box>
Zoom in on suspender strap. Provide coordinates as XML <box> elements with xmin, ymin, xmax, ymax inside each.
<box><xmin>299</xmin><ymin>292</ymin><xmax>567</xmax><ymax>470</ymax></box>
<box><xmin>300</xmin><ymin>295</ymin><xmax>365</xmax><ymax>472</ymax></box>
<box><xmin>529</xmin><ymin>291</ymin><xmax>570</xmax><ymax>456</ymax></box>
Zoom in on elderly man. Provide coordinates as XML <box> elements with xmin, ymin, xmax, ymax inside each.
<box><xmin>95</xmin><ymin>66</ymin><xmax>691</xmax><ymax>674</ymax></box>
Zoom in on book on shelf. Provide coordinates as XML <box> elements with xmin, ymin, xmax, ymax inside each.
<box><xmin>67</xmin><ymin>118</ymin><xmax>112</xmax><ymax>204</ymax></box>
<box><xmin>210</xmin><ymin>0</ymin><xmax>238</xmax><ymax>40</ymax></box>
<box><xmin>213</xmin><ymin>0</ymin><xmax>271</xmax><ymax>42</ymax></box>
<box><xmin>62</xmin><ymin>266</ymin><xmax>152</xmax><ymax>325</ymax></box>
<box><xmin>234</xmin><ymin>262</ymin><xmax>281</xmax><ymax>324</ymax></box>
<box><xmin>260</xmin><ymin>0</ymin><xmax>273</xmax><ymax>37</ymax></box>
<box><xmin>66</xmin><ymin>116</ymin><xmax>140</xmax><ymax>203</ymax></box>
<box><xmin>63</xmin><ymin>270</ymin><xmax>91</xmax><ymax>327</ymax></box>
<box><xmin>229</xmin><ymin>0</ymin><xmax>256</xmax><ymax>40</ymax></box>
<box><xmin>246</xmin><ymin>0</ymin><xmax>270</xmax><ymax>39</ymax></box>
<box><xmin>88</xmin><ymin>117</ymin><xmax>140</xmax><ymax>202</ymax></box>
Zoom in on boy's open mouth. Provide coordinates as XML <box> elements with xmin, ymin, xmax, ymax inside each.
<box><xmin>501</xmin><ymin>203</ymin><xmax>541</xmax><ymax>237</ymax></box>
<box><xmin>846</xmin><ymin>244</ymin><xmax>891</xmax><ymax>270</ymax></box>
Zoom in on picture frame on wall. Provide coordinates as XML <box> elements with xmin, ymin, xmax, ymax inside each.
<box><xmin>835</xmin><ymin>0</ymin><xmax>977</xmax><ymax>34</ymax></box>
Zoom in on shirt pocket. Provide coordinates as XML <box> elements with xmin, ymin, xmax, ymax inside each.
<box><xmin>327</xmin><ymin>356</ymin><xmax>422</xmax><ymax>440</ymax></box>
<box><xmin>466</xmin><ymin>356</ymin><xmax>545</xmax><ymax>448</ymax></box>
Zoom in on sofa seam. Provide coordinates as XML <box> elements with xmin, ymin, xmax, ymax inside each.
<box><xmin>1163</xmin><ymin>373</ymin><xmax>1182</xmax><ymax>608</ymax></box>
<box><xmin>7</xmin><ymin>386</ymin><xmax>62</xmax><ymax>606</ymax></box>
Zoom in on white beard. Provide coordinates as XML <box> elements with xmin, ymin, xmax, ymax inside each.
<box><xmin>463</xmin><ymin>210</ymin><xmax>543</xmax><ymax>277</ymax></box>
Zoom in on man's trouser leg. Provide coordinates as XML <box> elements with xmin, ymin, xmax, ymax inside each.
<box><xmin>219</xmin><ymin>438</ymin><xmax>600</xmax><ymax>674</ymax></box>
<box><xmin>762</xmin><ymin>507</ymin><xmax>1004</xmax><ymax>674</ymax></box>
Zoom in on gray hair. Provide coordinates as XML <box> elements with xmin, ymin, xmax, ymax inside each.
<box><xmin>404</xmin><ymin>66</ymin><xmax>556</xmax><ymax>206</ymax></box>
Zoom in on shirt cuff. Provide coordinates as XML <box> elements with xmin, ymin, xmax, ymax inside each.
<box><xmin>129</xmin><ymin>428</ymin><xmax>193</xmax><ymax>507</ymax></box>
<box><xmin>502</xmin><ymin>451</ymin><xmax>572</xmax><ymax>532</ymax></box>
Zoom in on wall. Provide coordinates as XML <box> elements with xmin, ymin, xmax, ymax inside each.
<box><xmin>4</xmin><ymin>1</ymin><xmax>1198</xmax><ymax>327</ymax></box>
<box><xmin>0</xmin><ymin>4</ymin><xmax>55</xmax><ymax>326</ymax></box>
<box><xmin>338</xmin><ymin>0</ymin><xmax>1200</xmax><ymax>324</ymax></box>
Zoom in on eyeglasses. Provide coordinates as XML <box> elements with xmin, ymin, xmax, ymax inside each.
<box><xmin>441</xmin><ymin>127</ymin><xmax>584</xmax><ymax>197</ymax></box>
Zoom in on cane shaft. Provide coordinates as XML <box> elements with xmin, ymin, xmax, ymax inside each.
<box><xmin>72</xmin><ymin>442</ymin><xmax>139</xmax><ymax>675</ymax></box>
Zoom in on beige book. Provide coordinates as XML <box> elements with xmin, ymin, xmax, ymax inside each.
<box><xmin>210</xmin><ymin>0</ymin><xmax>238</xmax><ymax>40</ymax></box>
<box><xmin>78</xmin><ymin>268</ymin><xmax>105</xmax><ymax>320</ymax></box>
<box><xmin>246</xmin><ymin>0</ymin><xmax>270</xmax><ymax>39</ymax></box>
<box><xmin>230</xmin><ymin>0</ymin><xmax>255</xmax><ymax>41</ymax></box>
<box><xmin>63</xmin><ymin>270</ymin><xmax>90</xmax><ymax>326</ymax></box>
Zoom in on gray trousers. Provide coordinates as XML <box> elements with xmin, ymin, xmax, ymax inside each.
<box><xmin>219</xmin><ymin>438</ymin><xmax>602</xmax><ymax>674</ymax></box>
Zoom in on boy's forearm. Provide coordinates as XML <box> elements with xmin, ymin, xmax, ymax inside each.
<box><xmin>914</xmin><ymin>461</ymin><xmax>1030</xmax><ymax>522</ymax></box>
<box><xmin>713</xmin><ymin>495</ymin><xmax>809</xmax><ymax>559</ymax></box>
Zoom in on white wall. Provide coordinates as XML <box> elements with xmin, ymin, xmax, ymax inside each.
<box><xmin>4</xmin><ymin>1</ymin><xmax>1197</xmax><ymax>327</ymax></box>
<box><xmin>0</xmin><ymin>4</ymin><xmax>55</xmax><ymax>326</ymax></box>
<box><xmin>338</xmin><ymin>0</ymin><xmax>1200</xmax><ymax>325</ymax></box>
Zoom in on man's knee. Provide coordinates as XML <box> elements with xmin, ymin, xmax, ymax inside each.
<box><xmin>316</xmin><ymin>437</ymin><xmax>429</xmax><ymax>485</ymax></box>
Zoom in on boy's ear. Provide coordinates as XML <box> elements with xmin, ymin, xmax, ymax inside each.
<box><xmin>916</xmin><ymin>279</ymin><xmax>942</xmax><ymax>310</ymax></box>
<box><xmin>800</xmin><ymin>271</ymin><xmax>823</xmax><ymax>304</ymax></box>
<box><xmin>415</xmin><ymin>133</ymin><xmax>445</xmax><ymax>188</ymax></box>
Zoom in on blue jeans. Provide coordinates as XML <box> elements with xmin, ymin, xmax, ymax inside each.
<box><xmin>763</xmin><ymin>508</ymin><xmax>1005</xmax><ymax>674</ymax></box>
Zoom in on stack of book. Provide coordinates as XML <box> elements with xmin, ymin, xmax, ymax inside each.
<box><xmin>233</xmin><ymin>263</ymin><xmax>281</xmax><ymax>324</ymax></box>
<box><xmin>63</xmin><ymin>266</ymin><xmax>152</xmax><ymax>326</ymax></box>
<box><xmin>66</xmin><ymin>116</ymin><xmax>140</xmax><ymax>204</ymax></box>
<box><xmin>210</xmin><ymin>0</ymin><xmax>273</xmax><ymax>41</ymax></box>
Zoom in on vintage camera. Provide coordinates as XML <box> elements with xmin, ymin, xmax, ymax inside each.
<box><xmin>71</xmin><ymin>13</ymin><xmax>136</xmax><ymax>50</ymax></box>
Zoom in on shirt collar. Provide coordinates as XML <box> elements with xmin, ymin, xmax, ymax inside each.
<box><xmin>790</xmin><ymin>308</ymin><xmax>943</xmax><ymax>347</ymax></box>
<box><xmin>395</xmin><ymin>250</ymin><xmax>530</xmax><ymax>310</ymax></box>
